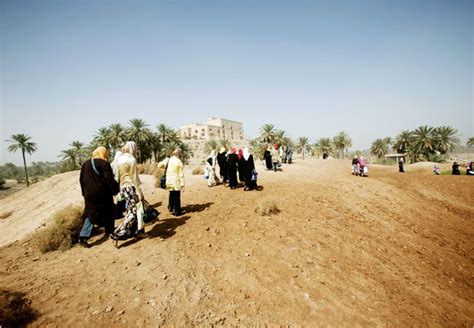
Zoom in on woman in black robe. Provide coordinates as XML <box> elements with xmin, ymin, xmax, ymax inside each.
<box><xmin>227</xmin><ymin>148</ymin><xmax>239</xmax><ymax>189</ymax></box>
<box><xmin>264</xmin><ymin>144</ymin><xmax>272</xmax><ymax>170</ymax></box>
<box><xmin>217</xmin><ymin>147</ymin><xmax>228</xmax><ymax>184</ymax></box>
<box><xmin>241</xmin><ymin>148</ymin><xmax>256</xmax><ymax>190</ymax></box>
<box><xmin>79</xmin><ymin>147</ymin><xmax>120</xmax><ymax>245</ymax></box>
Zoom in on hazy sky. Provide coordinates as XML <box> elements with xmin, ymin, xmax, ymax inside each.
<box><xmin>1</xmin><ymin>0</ymin><xmax>473</xmax><ymax>165</ymax></box>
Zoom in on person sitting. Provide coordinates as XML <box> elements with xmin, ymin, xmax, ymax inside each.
<box><xmin>467</xmin><ymin>162</ymin><xmax>474</xmax><ymax>175</ymax></box>
<box><xmin>433</xmin><ymin>165</ymin><xmax>441</xmax><ymax>175</ymax></box>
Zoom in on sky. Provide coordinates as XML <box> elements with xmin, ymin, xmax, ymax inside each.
<box><xmin>1</xmin><ymin>0</ymin><xmax>473</xmax><ymax>165</ymax></box>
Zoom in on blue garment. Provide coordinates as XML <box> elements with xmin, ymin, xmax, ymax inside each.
<box><xmin>79</xmin><ymin>217</ymin><xmax>93</xmax><ymax>238</ymax></box>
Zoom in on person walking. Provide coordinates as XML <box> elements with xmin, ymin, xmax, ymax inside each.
<box><xmin>227</xmin><ymin>148</ymin><xmax>239</xmax><ymax>189</ymax></box>
<box><xmin>79</xmin><ymin>146</ymin><xmax>120</xmax><ymax>247</ymax></box>
<box><xmin>206</xmin><ymin>150</ymin><xmax>221</xmax><ymax>187</ymax></box>
<box><xmin>451</xmin><ymin>162</ymin><xmax>460</xmax><ymax>175</ymax></box>
<box><xmin>158</xmin><ymin>148</ymin><xmax>185</xmax><ymax>216</ymax></box>
<box><xmin>264</xmin><ymin>144</ymin><xmax>273</xmax><ymax>170</ymax></box>
<box><xmin>241</xmin><ymin>147</ymin><xmax>257</xmax><ymax>191</ymax></box>
<box><xmin>399</xmin><ymin>158</ymin><xmax>405</xmax><ymax>173</ymax></box>
<box><xmin>217</xmin><ymin>147</ymin><xmax>228</xmax><ymax>185</ymax></box>
<box><xmin>271</xmin><ymin>144</ymin><xmax>279</xmax><ymax>172</ymax></box>
<box><xmin>111</xmin><ymin>141</ymin><xmax>145</xmax><ymax>241</ymax></box>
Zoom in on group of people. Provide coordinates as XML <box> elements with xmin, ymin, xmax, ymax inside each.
<box><xmin>351</xmin><ymin>155</ymin><xmax>368</xmax><ymax>177</ymax></box>
<box><xmin>79</xmin><ymin>141</ymin><xmax>185</xmax><ymax>247</ymax></box>
<box><xmin>206</xmin><ymin>147</ymin><xmax>258</xmax><ymax>191</ymax></box>
<box><xmin>447</xmin><ymin>161</ymin><xmax>473</xmax><ymax>175</ymax></box>
<box><xmin>263</xmin><ymin>144</ymin><xmax>292</xmax><ymax>172</ymax></box>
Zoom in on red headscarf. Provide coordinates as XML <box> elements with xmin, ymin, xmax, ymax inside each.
<box><xmin>230</xmin><ymin>148</ymin><xmax>236</xmax><ymax>154</ymax></box>
<box><xmin>274</xmin><ymin>144</ymin><xmax>278</xmax><ymax>150</ymax></box>
<box><xmin>238</xmin><ymin>149</ymin><xmax>243</xmax><ymax>159</ymax></box>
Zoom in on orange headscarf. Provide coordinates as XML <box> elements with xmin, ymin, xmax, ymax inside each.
<box><xmin>92</xmin><ymin>146</ymin><xmax>108</xmax><ymax>161</ymax></box>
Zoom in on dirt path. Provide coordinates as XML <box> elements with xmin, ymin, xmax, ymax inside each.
<box><xmin>1</xmin><ymin>159</ymin><xmax>473</xmax><ymax>326</ymax></box>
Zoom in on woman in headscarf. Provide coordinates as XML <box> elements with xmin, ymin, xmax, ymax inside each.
<box><xmin>206</xmin><ymin>149</ymin><xmax>220</xmax><ymax>187</ymax></box>
<box><xmin>358</xmin><ymin>156</ymin><xmax>366</xmax><ymax>177</ymax></box>
<box><xmin>271</xmin><ymin>144</ymin><xmax>280</xmax><ymax>172</ymax></box>
<box><xmin>158</xmin><ymin>148</ymin><xmax>185</xmax><ymax>216</ymax></box>
<box><xmin>111</xmin><ymin>150</ymin><xmax>123</xmax><ymax>181</ymax></box>
<box><xmin>111</xmin><ymin>141</ymin><xmax>145</xmax><ymax>241</ymax></box>
<box><xmin>241</xmin><ymin>147</ymin><xmax>257</xmax><ymax>191</ymax></box>
<box><xmin>227</xmin><ymin>148</ymin><xmax>239</xmax><ymax>189</ymax></box>
<box><xmin>264</xmin><ymin>144</ymin><xmax>272</xmax><ymax>170</ymax></box>
<box><xmin>237</xmin><ymin>148</ymin><xmax>246</xmax><ymax>183</ymax></box>
<box><xmin>217</xmin><ymin>147</ymin><xmax>228</xmax><ymax>184</ymax></box>
<box><xmin>79</xmin><ymin>147</ymin><xmax>120</xmax><ymax>246</ymax></box>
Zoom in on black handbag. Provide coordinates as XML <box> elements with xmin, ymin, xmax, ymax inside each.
<box><xmin>142</xmin><ymin>200</ymin><xmax>159</xmax><ymax>224</ymax></box>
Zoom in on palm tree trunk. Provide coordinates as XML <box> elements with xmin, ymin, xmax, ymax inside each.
<box><xmin>22</xmin><ymin>149</ymin><xmax>29</xmax><ymax>187</ymax></box>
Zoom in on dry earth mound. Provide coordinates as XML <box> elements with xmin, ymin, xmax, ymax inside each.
<box><xmin>1</xmin><ymin>160</ymin><xmax>473</xmax><ymax>326</ymax></box>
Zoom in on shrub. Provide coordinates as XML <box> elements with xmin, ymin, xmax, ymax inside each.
<box><xmin>192</xmin><ymin>167</ymin><xmax>204</xmax><ymax>175</ymax></box>
<box><xmin>0</xmin><ymin>289</ymin><xmax>38</xmax><ymax>328</ymax></box>
<box><xmin>0</xmin><ymin>177</ymin><xmax>5</xmax><ymax>190</ymax></box>
<box><xmin>255</xmin><ymin>199</ymin><xmax>280</xmax><ymax>216</ymax></box>
<box><xmin>137</xmin><ymin>164</ymin><xmax>145</xmax><ymax>174</ymax></box>
<box><xmin>33</xmin><ymin>205</ymin><xmax>84</xmax><ymax>253</ymax></box>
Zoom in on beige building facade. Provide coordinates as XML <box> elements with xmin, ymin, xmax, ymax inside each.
<box><xmin>179</xmin><ymin>117</ymin><xmax>245</xmax><ymax>141</ymax></box>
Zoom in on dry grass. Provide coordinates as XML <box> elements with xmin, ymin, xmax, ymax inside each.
<box><xmin>254</xmin><ymin>199</ymin><xmax>280</xmax><ymax>216</ymax></box>
<box><xmin>0</xmin><ymin>288</ymin><xmax>38</xmax><ymax>328</ymax></box>
<box><xmin>192</xmin><ymin>167</ymin><xmax>205</xmax><ymax>175</ymax></box>
<box><xmin>33</xmin><ymin>205</ymin><xmax>84</xmax><ymax>253</ymax></box>
<box><xmin>0</xmin><ymin>210</ymin><xmax>13</xmax><ymax>220</ymax></box>
<box><xmin>138</xmin><ymin>163</ymin><xmax>159</xmax><ymax>175</ymax></box>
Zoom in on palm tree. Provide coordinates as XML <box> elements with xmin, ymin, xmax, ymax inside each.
<box><xmin>467</xmin><ymin>137</ymin><xmax>474</xmax><ymax>147</ymax></box>
<box><xmin>259</xmin><ymin>124</ymin><xmax>275</xmax><ymax>143</ymax></box>
<box><xmin>204</xmin><ymin>140</ymin><xmax>219</xmax><ymax>154</ymax></box>
<box><xmin>412</xmin><ymin>125</ymin><xmax>436</xmax><ymax>160</ymax></box>
<box><xmin>126</xmin><ymin>119</ymin><xmax>152</xmax><ymax>163</ymax></box>
<box><xmin>219</xmin><ymin>138</ymin><xmax>232</xmax><ymax>151</ymax></box>
<box><xmin>273</xmin><ymin>129</ymin><xmax>286</xmax><ymax>145</ymax></box>
<box><xmin>249</xmin><ymin>138</ymin><xmax>266</xmax><ymax>160</ymax></box>
<box><xmin>393</xmin><ymin>130</ymin><xmax>414</xmax><ymax>153</ymax></box>
<box><xmin>93</xmin><ymin>127</ymin><xmax>112</xmax><ymax>149</ymax></box>
<box><xmin>60</xmin><ymin>148</ymin><xmax>78</xmax><ymax>169</ymax></box>
<box><xmin>333</xmin><ymin>131</ymin><xmax>352</xmax><ymax>159</ymax></box>
<box><xmin>156</xmin><ymin>124</ymin><xmax>177</xmax><ymax>144</ymax></box>
<box><xmin>296</xmin><ymin>137</ymin><xmax>310</xmax><ymax>160</ymax></box>
<box><xmin>6</xmin><ymin>134</ymin><xmax>38</xmax><ymax>187</ymax></box>
<box><xmin>313</xmin><ymin>138</ymin><xmax>333</xmax><ymax>158</ymax></box>
<box><xmin>370</xmin><ymin>138</ymin><xmax>389</xmax><ymax>159</ymax></box>
<box><xmin>70</xmin><ymin>141</ymin><xmax>85</xmax><ymax>166</ymax></box>
<box><xmin>434</xmin><ymin>126</ymin><xmax>460</xmax><ymax>154</ymax></box>
<box><xmin>108</xmin><ymin>123</ymin><xmax>125</xmax><ymax>153</ymax></box>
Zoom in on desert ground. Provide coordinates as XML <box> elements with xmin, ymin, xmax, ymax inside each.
<box><xmin>0</xmin><ymin>159</ymin><xmax>473</xmax><ymax>327</ymax></box>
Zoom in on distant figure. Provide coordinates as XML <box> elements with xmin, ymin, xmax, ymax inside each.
<box><xmin>158</xmin><ymin>148</ymin><xmax>185</xmax><ymax>216</ymax></box>
<box><xmin>79</xmin><ymin>146</ymin><xmax>120</xmax><ymax>247</ymax></box>
<box><xmin>286</xmin><ymin>147</ymin><xmax>293</xmax><ymax>164</ymax></box>
<box><xmin>433</xmin><ymin>165</ymin><xmax>441</xmax><ymax>175</ymax></box>
<box><xmin>279</xmin><ymin>145</ymin><xmax>287</xmax><ymax>163</ymax></box>
<box><xmin>112</xmin><ymin>141</ymin><xmax>146</xmax><ymax>241</ymax></box>
<box><xmin>467</xmin><ymin>162</ymin><xmax>474</xmax><ymax>175</ymax></box>
<box><xmin>237</xmin><ymin>148</ymin><xmax>245</xmax><ymax>182</ymax></box>
<box><xmin>358</xmin><ymin>156</ymin><xmax>366</xmax><ymax>177</ymax></box>
<box><xmin>217</xmin><ymin>147</ymin><xmax>228</xmax><ymax>184</ymax></box>
<box><xmin>323</xmin><ymin>153</ymin><xmax>328</xmax><ymax>159</ymax></box>
<box><xmin>206</xmin><ymin>150</ymin><xmax>221</xmax><ymax>187</ymax></box>
<box><xmin>399</xmin><ymin>158</ymin><xmax>405</xmax><ymax>173</ymax></box>
<box><xmin>271</xmin><ymin>144</ymin><xmax>280</xmax><ymax>172</ymax></box>
<box><xmin>352</xmin><ymin>156</ymin><xmax>359</xmax><ymax>175</ymax></box>
<box><xmin>227</xmin><ymin>148</ymin><xmax>239</xmax><ymax>189</ymax></box>
<box><xmin>241</xmin><ymin>148</ymin><xmax>257</xmax><ymax>191</ymax></box>
<box><xmin>111</xmin><ymin>150</ymin><xmax>123</xmax><ymax>181</ymax></box>
<box><xmin>451</xmin><ymin>162</ymin><xmax>460</xmax><ymax>175</ymax></box>
<box><xmin>264</xmin><ymin>144</ymin><xmax>273</xmax><ymax>170</ymax></box>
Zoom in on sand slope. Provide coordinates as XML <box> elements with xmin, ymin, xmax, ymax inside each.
<box><xmin>0</xmin><ymin>160</ymin><xmax>473</xmax><ymax>326</ymax></box>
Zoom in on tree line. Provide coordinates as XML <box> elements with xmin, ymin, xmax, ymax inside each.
<box><xmin>370</xmin><ymin>125</ymin><xmax>473</xmax><ymax>162</ymax></box>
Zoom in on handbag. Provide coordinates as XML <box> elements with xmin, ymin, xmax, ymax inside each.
<box><xmin>142</xmin><ymin>199</ymin><xmax>159</xmax><ymax>224</ymax></box>
<box><xmin>160</xmin><ymin>158</ymin><xmax>169</xmax><ymax>189</ymax></box>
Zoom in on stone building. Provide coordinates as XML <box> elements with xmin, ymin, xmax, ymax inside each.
<box><xmin>179</xmin><ymin>117</ymin><xmax>245</xmax><ymax>141</ymax></box>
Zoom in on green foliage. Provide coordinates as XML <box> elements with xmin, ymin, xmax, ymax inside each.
<box><xmin>370</xmin><ymin>138</ymin><xmax>390</xmax><ymax>159</ymax></box>
<box><xmin>204</xmin><ymin>140</ymin><xmax>219</xmax><ymax>154</ymax></box>
<box><xmin>313</xmin><ymin>138</ymin><xmax>333</xmax><ymax>157</ymax></box>
<box><xmin>6</xmin><ymin>134</ymin><xmax>38</xmax><ymax>187</ymax></box>
<box><xmin>467</xmin><ymin>137</ymin><xmax>474</xmax><ymax>147</ymax></box>
<box><xmin>333</xmin><ymin>131</ymin><xmax>352</xmax><ymax>159</ymax></box>
<box><xmin>296</xmin><ymin>137</ymin><xmax>311</xmax><ymax>160</ymax></box>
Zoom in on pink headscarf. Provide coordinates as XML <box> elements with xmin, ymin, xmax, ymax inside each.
<box><xmin>359</xmin><ymin>156</ymin><xmax>365</xmax><ymax>166</ymax></box>
<box><xmin>274</xmin><ymin>144</ymin><xmax>278</xmax><ymax>150</ymax></box>
<box><xmin>238</xmin><ymin>149</ymin><xmax>243</xmax><ymax>159</ymax></box>
<box><xmin>230</xmin><ymin>148</ymin><xmax>236</xmax><ymax>154</ymax></box>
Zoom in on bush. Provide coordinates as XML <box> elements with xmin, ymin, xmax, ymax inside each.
<box><xmin>192</xmin><ymin>167</ymin><xmax>204</xmax><ymax>175</ymax></box>
<box><xmin>255</xmin><ymin>199</ymin><xmax>280</xmax><ymax>216</ymax></box>
<box><xmin>0</xmin><ymin>177</ymin><xmax>5</xmax><ymax>190</ymax></box>
<box><xmin>137</xmin><ymin>164</ymin><xmax>145</xmax><ymax>174</ymax></box>
<box><xmin>0</xmin><ymin>289</ymin><xmax>38</xmax><ymax>328</ymax></box>
<box><xmin>33</xmin><ymin>205</ymin><xmax>84</xmax><ymax>253</ymax></box>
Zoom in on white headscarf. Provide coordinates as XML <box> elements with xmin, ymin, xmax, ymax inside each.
<box><xmin>243</xmin><ymin>147</ymin><xmax>250</xmax><ymax>161</ymax></box>
<box><xmin>122</xmin><ymin>141</ymin><xmax>137</xmax><ymax>157</ymax></box>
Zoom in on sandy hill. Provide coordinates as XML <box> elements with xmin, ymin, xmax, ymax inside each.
<box><xmin>0</xmin><ymin>159</ymin><xmax>473</xmax><ymax>326</ymax></box>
